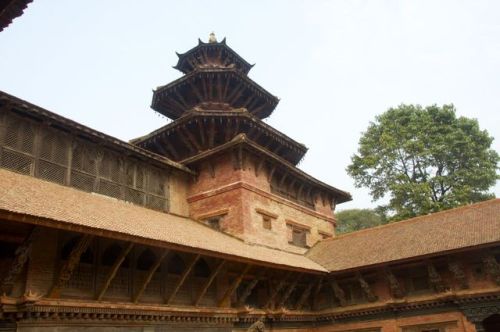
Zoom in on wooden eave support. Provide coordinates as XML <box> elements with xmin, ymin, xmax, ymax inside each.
<box><xmin>237</xmin><ymin>268</ymin><xmax>268</xmax><ymax>307</ymax></box>
<box><xmin>96</xmin><ymin>242</ymin><xmax>134</xmax><ymax>301</ymax></box>
<box><xmin>448</xmin><ymin>259</ymin><xmax>469</xmax><ymax>289</ymax></box>
<box><xmin>48</xmin><ymin>234</ymin><xmax>94</xmax><ymax>298</ymax></box>
<box><xmin>208</xmin><ymin>119</ymin><xmax>216</xmax><ymax>149</ymax></box>
<box><xmin>1</xmin><ymin>227</ymin><xmax>40</xmax><ymax>295</ymax></box>
<box><xmin>133</xmin><ymin>249</ymin><xmax>169</xmax><ymax>303</ymax></box>
<box><xmin>264</xmin><ymin>271</ymin><xmax>292</xmax><ymax>309</ymax></box>
<box><xmin>426</xmin><ymin>262</ymin><xmax>447</xmax><ymax>292</ymax></box>
<box><xmin>218</xmin><ymin>264</ymin><xmax>252</xmax><ymax>307</ymax></box>
<box><xmin>481</xmin><ymin>253</ymin><xmax>500</xmax><ymax>285</ymax></box>
<box><xmin>277</xmin><ymin>273</ymin><xmax>302</xmax><ymax>308</ymax></box>
<box><xmin>384</xmin><ymin>267</ymin><xmax>404</xmax><ymax>299</ymax></box>
<box><xmin>330</xmin><ymin>278</ymin><xmax>347</xmax><ymax>306</ymax></box>
<box><xmin>181</xmin><ymin>126</ymin><xmax>202</xmax><ymax>152</ymax></box>
<box><xmin>194</xmin><ymin>259</ymin><xmax>226</xmax><ymax>306</ymax></box>
<box><xmin>163</xmin><ymin>139</ymin><xmax>181</xmax><ymax>160</ymax></box>
<box><xmin>188</xmin><ymin>81</ymin><xmax>205</xmax><ymax>103</ymax></box>
<box><xmin>166</xmin><ymin>254</ymin><xmax>200</xmax><ymax>304</ymax></box>
<box><xmin>357</xmin><ymin>273</ymin><xmax>377</xmax><ymax>302</ymax></box>
<box><xmin>295</xmin><ymin>283</ymin><xmax>313</xmax><ymax>311</ymax></box>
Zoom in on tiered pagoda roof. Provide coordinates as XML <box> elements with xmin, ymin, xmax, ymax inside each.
<box><xmin>151</xmin><ymin>33</ymin><xmax>279</xmax><ymax>120</ymax></box>
<box><xmin>139</xmin><ymin>34</ymin><xmax>352</xmax><ymax>207</ymax></box>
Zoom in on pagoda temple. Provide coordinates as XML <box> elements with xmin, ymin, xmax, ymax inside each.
<box><xmin>0</xmin><ymin>33</ymin><xmax>499</xmax><ymax>332</ymax></box>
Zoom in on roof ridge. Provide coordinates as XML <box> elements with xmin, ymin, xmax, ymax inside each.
<box><xmin>327</xmin><ymin>198</ymin><xmax>500</xmax><ymax>241</ymax></box>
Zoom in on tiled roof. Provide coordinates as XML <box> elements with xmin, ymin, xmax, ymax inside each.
<box><xmin>0</xmin><ymin>169</ymin><xmax>326</xmax><ymax>273</ymax></box>
<box><xmin>0</xmin><ymin>0</ymin><xmax>32</xmax><ymax>32</ymax></box>
<box><xmin>307</xmin><ymin>199</ymin><xmax>500</xmax><ymax>272</ymax></box>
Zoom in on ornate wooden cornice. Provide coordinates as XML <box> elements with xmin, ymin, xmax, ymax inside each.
<box><xmin>152</xmin><ymin>68</ymin><xmax>279</xmax><ymax>120</ymax></box>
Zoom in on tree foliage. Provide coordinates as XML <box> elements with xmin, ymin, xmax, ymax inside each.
<box><xmin>335</xmin><ymin>209</ymin><xmax>386</xmax><ymax>234</ymax></box>
<box><xmin>347</xmin><ymin>104</ymin><xmax>499</xmax><ymax>221</ymax></box>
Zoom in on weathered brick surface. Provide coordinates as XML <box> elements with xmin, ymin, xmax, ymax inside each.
<box><xmin>187</xmin><ymin>151</ymin><xmax>335</xmax><ymax>252</ymax></box>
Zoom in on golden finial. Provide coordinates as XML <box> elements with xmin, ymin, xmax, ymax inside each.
<box><xmin>208</xmin><ymin>32</ymin><xmax>217</xmax><ymax>43</ymax></box>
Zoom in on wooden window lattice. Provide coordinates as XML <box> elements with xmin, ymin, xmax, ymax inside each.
<box><xmin>0</xmin><ymin>111</ymin><xmax>170</xmax><ymax>212</ymax></box>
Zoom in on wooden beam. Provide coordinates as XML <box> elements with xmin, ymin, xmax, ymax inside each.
<box><xmin>222</xmin><ymin>76</ymin><xmax>231</xmax><ymax>100</ymax></box>
<box><xmin>174</xmin><ymin>90</ymin><xmax>189</xmax><ymax>109</ymax></box>
<box><xmin>330</xmin><ymin>278</ymin><xmax>347</xmax><ymax>306</ymax></box>
<box><xmin>194</xmin><ymin>259</ymin><xmax>226</xmax><ymax>306</ymax></box>
<box><xmin>357</xmin><ymin>273</ymin><xmax>377</xmax><ymax>302</ymax></box>
<box><xmin>482</xmin><ymin>253</ymin><xmax>500</xmax><ymax>285</ymax></box>
<box><xmin>254</xmin><ymin>158</ymin><xmax>266</xmax><ymax>177</ymax></box>
<box><xmin>264</xmin><ymin>271</ymin><xmax>292</xmax><ymax>309</ymax></box>
<box><xmin>200</xmin><ymin>74</ymin><xmax>209</xmax><ymax>100</ymax></box>
<box><xmin>182</xmin><ymin>126</ymin><xmax>202</xmax><ymax>152</ymax></box>
<box><xmin>384</xmin><ymin>267</ymin><xmax>404</xmax><ymax>299</ymax></box>
<box><xmin>312</xmin><ymin>276</ymin><xmax>324</xmax><ymax>310</ymax></box>
<box><xmin>188</xmin><ymin>81</ymin><xmax>205</xmax><ymax>103</ymax></box>
<box><xmin>218</xmin><ymin>264</ymin><xmax>252</xmax><ymax>307</ymax></box>
<box><xmin>48</xmin><ymin>234</ymin><xmax>94</xmax><ymax>298</ymax></box>
<box><xmin>448</xmin><ymin>259</ymin><xmax>469</xmax><ymax>289</ymax></box>
<box><xmin>295</xmin><ymin>280</ymin><xmax>315</xmax><ymax>311</ymax></box>
<box><xmin>237</xmin><ymin>268</ymin><xmax>267</xmax><ymax>307</ymax></box>
<box><xmin>225</xmin><ymin>119</ymin><xmax>234</xmax><ymax>141</ymax></box>
<box><xmin>166</xmin><ymin>254</ymin><xmax>200</xmax><ymax>304</ymax></box>
<box><xmin>1</xmin><ymin>227</ymin><xmax>40</xmax><ymax>295</ymax></box>
<box><xmin>133</xmin><ymin>249</ymin><xmax>169</xmax><ymax>303</ymax></box>
<box><xmin>178</xmin><ymin>128</ymin><xmax>196</xmax><ymax>153</ymax></box>
<box><xmin>208</xmin><ymin>118</ymin><xmax>216</xmax><ymax>148</ymax></box>
<box><xmin>164</xmin><ymin>138</ymin><xmax>181</xmax><ymax>160</ymax></box>
<box><xmin>277</xmin><ymin>273</ymin><xmax>302</xmax><ymax>308</ymax></box>
<box><xmin>197</xmin><ymin>120</ymin><xmax>206</xmax><ymax>149</ymax></box>
<box><xmin>96</xmin><ymin>242</ymin><xmax>134</xmax><ymax>301</ymax></box>
<box><xmin>267</xmin><ymin>164</ymin><xmax>277</xmax><ymax>183</ymax></box>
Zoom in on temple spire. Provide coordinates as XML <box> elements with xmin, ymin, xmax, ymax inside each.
<box><xmin>208</xmin><ymin>32</ymin><xmax>217</xmax><ymax>43</ymax></box>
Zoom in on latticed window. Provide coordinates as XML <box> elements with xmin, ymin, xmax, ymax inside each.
<box><xmin>0</xmin><ymin>111</ymin><xmax>170</xmax><ymax>212</ymax></box>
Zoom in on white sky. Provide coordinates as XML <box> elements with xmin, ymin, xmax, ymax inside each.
<box><xmin>0</xmin><ymin>0</ymin><xmax>498</xmax><ymax>210</ymax></box>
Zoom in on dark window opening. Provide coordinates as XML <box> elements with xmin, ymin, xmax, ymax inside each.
<box><xmin>136</xmin><ymin>248</ymin><xmax>156</xmax><ymax>271</ymax></box>
<box><xmin>102</xmin><ymin>244</ymin><xmax>130</xmax><ymax>268</ymax></box>
<box><xmin>168</xmin><ymin>254</ymin><xmax>186</xmax><ymax>275</ymax></box>
<box><xmin>194</xmin><ymin>259</ymin><xmax>211</xmax><ymax>278</ymax></box>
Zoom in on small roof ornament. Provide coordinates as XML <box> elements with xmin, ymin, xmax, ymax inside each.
<box><xmin>208</xmin><ymin>32</ymin><xmax>217</xmax><ymax>43</ymax></box>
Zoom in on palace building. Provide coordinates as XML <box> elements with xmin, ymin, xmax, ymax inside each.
<box><xmin>0</xmin><ymin>27</ymin><xmax>499</xmax><ymax>332</ymax></box>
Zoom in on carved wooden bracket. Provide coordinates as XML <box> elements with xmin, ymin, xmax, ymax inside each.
<box><xmin>481</xmin><ymin>253</ymin><xmax>500</xmax><ymax>285</ymax></box>
<box><xmin>48</xmin><ymin>234</ymin><xmax>94</xmax><ymax>298</ymax></box>
<box><xmin>384</xmin><ymin>268</ymin><xmax>404</xmax><ymax>298</ymax></box>
<box><xmin>277</xmin><ymin>273</ymin><xmax>302</xmax><ymax>308</ymax></box>
<box><xmin>295</xmin><ymin>280</ymin><xmax>315</xmax><ymax>311</ymax></box>
<box><xmin>448</xmin><ymin>259</ymin><xmax>469</xmax><ymax>289</ymax></box>
<box><xmin>357</xmin><ymin>273</ymin><xmax>377</xmax><ymax>302</ymax></box>
<box><xmin>133</xmin><ymin>249</ymin><xmax>169</xmax><ymax>303</ymax></box>
<box><xmin>166</xmin><ymin>254</ymin><xmax>200</xmax><ymax>304</ymax></box>
<box><xmin>194</xmin><ymin>259</ymin><xmax>226</xmax><ymax>306</ymax></box>
<box><xmin>330</xmin><ymin>278</ymin><xmax>347</xmax><ymax>306</ymax></box>
<box><xmin>264</xmin><ymin>271</ymin><xmax>292</xmax><ymax>309</ymax></box>
<box><xmin>96</xmin><ymin>242</ymin><xmax>134</xmax><ymax>301</ymax></box>
<box><xmin>218</xmin><ymin>264</ymin><xmax>252</xmax><ymax>307</ymax></box>
<box><xmin>427</xmin><ymin>263</ymin><xmax>447</xmax><ymax>292</ymax></box>
<box><xmin>1</xmin><ymin>227</ymin><xmax>40</xmax><ymax>295</ymax></box>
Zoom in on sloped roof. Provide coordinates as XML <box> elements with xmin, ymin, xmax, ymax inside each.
<box><xmin>307</xmin><ymin>199</ymin><xmax>500</xmax><ymax>272</ymax></box>
<box><xmin>0</xmin><ymin>0</ymin><xmax>32</xmax><ymax>32</ymax></box>
<box><xmin>0</xmin><ymin>169</ymin><xmax>327</xmax><ymax>273</ymax></box>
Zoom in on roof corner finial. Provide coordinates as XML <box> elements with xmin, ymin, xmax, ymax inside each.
<box><xmin>208</xmin><ymin>32</ymin><xmax>217</xmax><ymax>43</ymax></box>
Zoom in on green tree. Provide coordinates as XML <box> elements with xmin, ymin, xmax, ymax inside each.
<box><xmin>335</xmin><ymin>209</ymin><xmax>386</xmax><ymax>234</ymax></box>
<box><xmin>347</xmin><ymin>104</ymin><xmax>499</xmax><ymax>221</ymax></box>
